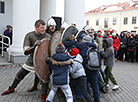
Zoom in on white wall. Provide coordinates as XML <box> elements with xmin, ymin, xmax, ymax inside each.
<box><xmin>0</xmin><ymin>0</ymin><xmax>12</xmax><ymax>34</ymax></box>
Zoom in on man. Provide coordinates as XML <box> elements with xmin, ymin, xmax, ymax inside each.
<box><xmin>27</xmin><ymin>18</ymin><xmax>57</xmax><ymax>102</ymax></box>
<box><xmin>89</xmin><ymin>28</ymin><xmax>97</xmax><ymax>40</ymax></box>
<box><xmin>1</xmin><ymin>19</ymin><xmax>51</xmax><ymax>102</ymax></box>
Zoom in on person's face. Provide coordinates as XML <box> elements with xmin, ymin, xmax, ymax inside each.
<box><xmin>91</xmin><ymin>30</ymin><xmax>94</xmax><ymax>33</ymax></box>
<box><xmin>49</xmin><ymin>25</ymin><xmax>55</xmax><ymax>32</ymax></box>
<box><xmin>35</xmin><ymin>24</ymin><xmax>45</xmax><ymax>34</ymax></box>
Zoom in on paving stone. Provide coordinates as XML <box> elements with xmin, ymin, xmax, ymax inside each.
<box><xmin>0</xmin><ymin>61</ymin><xmax>138</xmax><ymax>102</ymax></box>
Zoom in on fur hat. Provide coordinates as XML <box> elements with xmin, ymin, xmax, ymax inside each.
<box><xmin>56</xmin><ymin>43</ymin><xmax>65</xmax><ymax>53</ymax></box>
<box><xmin>69</xmin><ymin>48</ymin><xmax>79</xmax><ymax>56</ymax></box>
<box><xmin>48</xmin><ymin>18</ymin><xmax>56</xmax><ymax>26</ymax></box>
<box><xmin>81</xmin><ymin>35</ymin><xmax>92</xmax><ymax>43</ymax></box>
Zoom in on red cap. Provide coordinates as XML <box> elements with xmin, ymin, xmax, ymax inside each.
<box><xmin>98</xmin><ymin>30</ymin><xmax>102</xmax><ymax>32</ymax></box>
<box><xmin>69</xmin><ymin>48</ymin><xmax>79</xmax><ymax>56</ymax></box>
<box><xmin>107</xmin><ymin>30</ymin><xmax>110</xmax><ymax>33</ymax></box>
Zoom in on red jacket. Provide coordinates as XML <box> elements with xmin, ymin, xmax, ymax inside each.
<box><xmin>112</xmin><ymin>37</ymin><xmax>120</xmax><ymax>50</ymax></box>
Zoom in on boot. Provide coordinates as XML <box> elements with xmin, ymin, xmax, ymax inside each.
<box><xmin>1</xmin><ymin>86</ymin><xmax>15</xmax><ymax>95</ymax></box>
<box><xmin>41</xmin><ymin>94</ymin><xmax>47</xmax><ymax>102</ymax></box>
<box><xmin>27</xmin><ymin>74</ymin><xmax>39</xmax><ymax>92</ymax></box>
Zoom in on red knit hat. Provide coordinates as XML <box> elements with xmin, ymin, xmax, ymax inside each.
<box><xmin>98</xmin><ymin>30</ymin><xmax>102</xmax><ymax>32</ymax></box>
<box><xmin>69</xmin><ymin>48</ymin><xmax>79</xmax><ymax>56</ymax></box>
<box><xmin>107</xmin><ymin>30</ymin><xmax>110</xmax><ymax>33</ymax></box>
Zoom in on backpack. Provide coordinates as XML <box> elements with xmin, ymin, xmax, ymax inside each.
<box><xmin>86</xmin><ymin>47</ymin><xmax>101</xmax><ymax>70</ymax></box>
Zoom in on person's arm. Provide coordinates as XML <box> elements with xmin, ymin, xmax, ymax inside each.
<box><xmin>101</xmin><ymin>48</ymin><xmax>112</xmax><ymax>58</ymax></box>
<box><xmin>24</xmin><ymin>40</ymin><xmax>41</xmax><ymax>55</ymax></box>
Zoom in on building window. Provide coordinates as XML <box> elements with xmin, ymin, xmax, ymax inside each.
<box><xmin>132</xmin><ymin>17</ymin><xmax>136</xmax><ymax>24</ymax></box>
<box><xmin>0</xmin><ymin>1</ymin><xmax>5</xmax><ymax>13</ymax></box>
<box><xmin>124</xmin><ymin>17</ymin><xmax>128</xmax><ymax>25</ymax></box>
<box><xmin>113</xmin><ymin>18</ymin><xmax>117</xmax><ymax>25</ymax></box>
<box><xmin>96</xmin><ymin>19</ymin><xmax>99</xmax><ymax>26</ymax></box>
<box><xmin>86</xmin><ymin>20</ymin><xmax>89</xmax><ymax>25</ymax></box>
<box><xmin>104</xmin><ymin>19</ymin><xmax>108</xmax><ymax>28</ymax></box>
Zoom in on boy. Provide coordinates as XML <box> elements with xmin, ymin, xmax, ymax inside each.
<box><xmin>100</xmin><ymin>38</ymin><xmax>119</xmax><ymax>90</ymax></box>
<box><xmin>46</xmin><ymin>43</ymin><xmax>73</xmax><ymax>102</ymax></box>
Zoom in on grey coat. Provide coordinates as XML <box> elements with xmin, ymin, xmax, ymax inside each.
<box><xmin>101</xmin><ymin>38</ymin><xmax>114</xmax><ymax>67</ymax></box>
<box><xmin>69</xmin><ymin>54</ymin><xmax>86</xmax><ymax>79</ymax></box>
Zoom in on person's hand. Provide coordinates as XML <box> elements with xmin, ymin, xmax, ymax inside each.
<box><xmin>101</xmin><ymin>48</ymin><xmax>104</xmax><ymax>51</ymax></box>
<box><xmin>34</xmin><ymin>40</ymin><xmax>41</xmax><ymax>46</ymax></box>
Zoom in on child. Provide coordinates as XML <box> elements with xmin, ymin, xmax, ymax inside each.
<box><xmin>64</xmin><ymin>34</ymin><xmax>77</xmax><ymax>51</ymax></box>
<box><xmin>46</xmin><ymin>43</ymin><xmax>73</xmax><ymax>102</ymax></box>
<box><xmin>69</xmin><ymin>48</ymin><xmax>93</xmax><ymax>102</ymax></box>
<box><xmin>100</xmin><ymin>38</ymin><xmax>119</xmax><ymax>90</ymax></box>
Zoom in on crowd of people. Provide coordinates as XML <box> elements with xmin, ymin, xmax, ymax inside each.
<box><xmin>87</xmin><ymin>27</ymin><xmax>138</xmax><ymax>63</ymax></box>
<box><xmin>1</xmin><ymin>18</ymin><xmax>136</xmax><ymax>102</ymax></box>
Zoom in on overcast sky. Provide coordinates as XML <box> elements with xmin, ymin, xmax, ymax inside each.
<box><xmin>85</xmin><ymin>0</ymin><xmax>130</xmax><ymax>12</ymax></box>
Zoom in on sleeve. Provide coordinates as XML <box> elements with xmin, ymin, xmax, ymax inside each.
<box><xmin>100</xmin><ymin>49</ymin><xmax>112</xmax><ymax>58</ymax></box>
<box><xmin>23</xmin><ymin>34</ymin><xmax>32</xmax><ymax>52</ymax></box>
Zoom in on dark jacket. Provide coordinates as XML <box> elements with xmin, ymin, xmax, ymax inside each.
<box><xmin>49</xmin><ymin>53</ymin><xmax>73</xmax><ymax>85</ymax></box>
<box><xmin>100</xmin><ymin>38</ymin><xmax>114</xmax><ymax>67</ymax></box>
<box><xmin>64</xmin><ymin>40</ymin><xmax>77</xmax><ymax>51</ymax></box>
<box><xmin>135</xmin><ymin>35</ymin><xmax>138</xmax><ymax>47</ymax></box>
<box><xmin>119</xmin><ymin>35</ymin><xmax>127</xmax><ymax>49</ymax></box>
<box><xmin>75</xmin><ymin>41</ymin><xmax>96</xmax><ymax>65</ymax></box>
<box><xmin>127</xmin><ymin>38</ymin><xmax>136</xmax><ymax>51</ymax></box>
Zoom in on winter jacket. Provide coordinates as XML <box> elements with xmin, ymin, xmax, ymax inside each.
<box><xmin>100</xmin><ymin>38</ymin><xmax>114</xmax><ymax>67</ymax></box>
<box><xmin>49</xmin><ymin>53</ymin><xmax>73</xmax><ymax>85</ymax></box>
<box><xmin>96</xmin><ymin>34</ymin><xmax>103</xmax><ymax>50</ymax></box>
<box><xmin>64</xmin><ymin>40</ymin><xmax>77</xmax><ymax>51</ymax></box>
<box><xmin>127</xmin><ymin>38</ymin><xmax>136</xmax><ymax>51</ymax></box>
<box><xmin>112</xmin><ymin>37</ymin><xmax>120</xmax><ymax>50</ymax></box>
<box><xmin>119</xmin><ymin>35</ymin><xmax>127</xmax><ymax>49</ymax></box>
<box><xmin>75</xmin><ymin>41</ymin><xmax>96</xmax><ymax>64</ymax></box>
<box><xmin>135</xmin><ymin>35</ymin><xmax>138</xmax><ymax>47</ymax></box>
<box><xmin>69</xmin><ymin>54</ymin><xmax>86</xmax><ymax>79</ymax></box>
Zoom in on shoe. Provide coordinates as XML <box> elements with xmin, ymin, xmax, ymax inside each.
<box><xmin>27</xmin><ymin>86</ymin><xmax>37</xmax><ymax>92</ymax></box>
<box><xmin>41</xmin><ymin>94</ymin><xmax>47</xmax><ymax>102</ymax></box>
<box><xmin>112</xmin><ymin>85</ymin><xmax>119</xmax><ymax>90</ymax></box>
<box><xmin>1</xmin><ymin>86</ymin><xmax>15</xmax><ymax>95</ymax></box>
<box><xmin>100</xmin><ymin>88</ymin><xmax>106</xmax><ymax>94</ymax></box>
<box><xmin>46</xmin><ymin>100</ymin><xmax>51</xmax><ymax>102</ymax></box>
<box><xmin>105</xmin><ymin>84</ymin><xmax>109</xmax><ymax>88</ymax></box>
<box><xmin>115</xmin><ymin>59</ymin><xmax>117</xmax><ymax>62</ymax></box>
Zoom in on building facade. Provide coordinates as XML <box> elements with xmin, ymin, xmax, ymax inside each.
<box><xmin>84</xmin><ymin>1</ymin><xmax>138</xmax><ymax>34</ymax></box>
<box><xmin>0</xmin><ymin>0</ymin><xmax>85</xmax><ymax>63</ymax></box>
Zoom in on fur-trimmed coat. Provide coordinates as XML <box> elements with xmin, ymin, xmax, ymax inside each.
<box><xmin>49</xmin><ymin>53</ymin><xmax>73</xmax><ymax>85</ymax></box>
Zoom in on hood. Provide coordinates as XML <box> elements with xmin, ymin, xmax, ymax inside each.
<box><xmin>64</xmin><ymin>40</ymin><xmax>75</xmax><ymax>47</ymax></box>
<box><xmin>107</xmin><ymin>38</ymin><xmax>113</xmax><ymax>47</ymax></box>
<box><xmin>71</xmin><ymin>54</ymin><xmax>83</xmax><ymax>63</ymax></box>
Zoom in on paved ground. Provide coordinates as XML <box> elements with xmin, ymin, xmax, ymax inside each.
<box><xmin>0</xmin><ymin>57</ymin><xmax>138</xmax><ymax>102</ymax></box>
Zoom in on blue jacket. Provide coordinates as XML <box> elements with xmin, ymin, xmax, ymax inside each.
<box><xmin>75</xmin><ymin>41</ymin><xmax>96</xmax><ymax>65</ymax></box>
<box><xmin>49</xmin><ymin>53</ymin><xmax>73</xmax><ymax>85</ymax></box>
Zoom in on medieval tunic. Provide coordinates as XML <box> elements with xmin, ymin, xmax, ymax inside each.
<box><xmin>22</xmin><ymin>31</ymin><xmax>51</xmax><ymax>72</ymax></box>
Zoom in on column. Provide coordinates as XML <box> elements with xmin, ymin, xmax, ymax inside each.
<box><xmin>40</xmin><ymin>0</ymin><xmax>56</xmax><ymax>23</ymax></box>
<box><xmin>11</xmin><ymin>0</ymin><xmax>40</xmax><ymax>55</ymax></box>
<box><xmin>64</xmin><ymin>0</ymin><xmax>85</xmax><ymax>30</ymax></box>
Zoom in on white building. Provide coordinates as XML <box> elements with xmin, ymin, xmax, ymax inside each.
<box><xmin>0</xmin><ymin>0</ymin><xmax>85</xmax><ymax>63</ymax></box>
<box><xmin>84</xmin><ymin>1</ymin><xmax>138</xmax><ymax>34</ymax></box>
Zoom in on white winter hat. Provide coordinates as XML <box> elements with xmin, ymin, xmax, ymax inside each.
<box><xmin>47</xmin><ymin>18</ymin><xmax>56</xmax><ymax>26</ymax></box>
<box><xmin>112</xmin><ymin>32</ymin><xmax>116</xmax><ymax>36</ymax></box>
